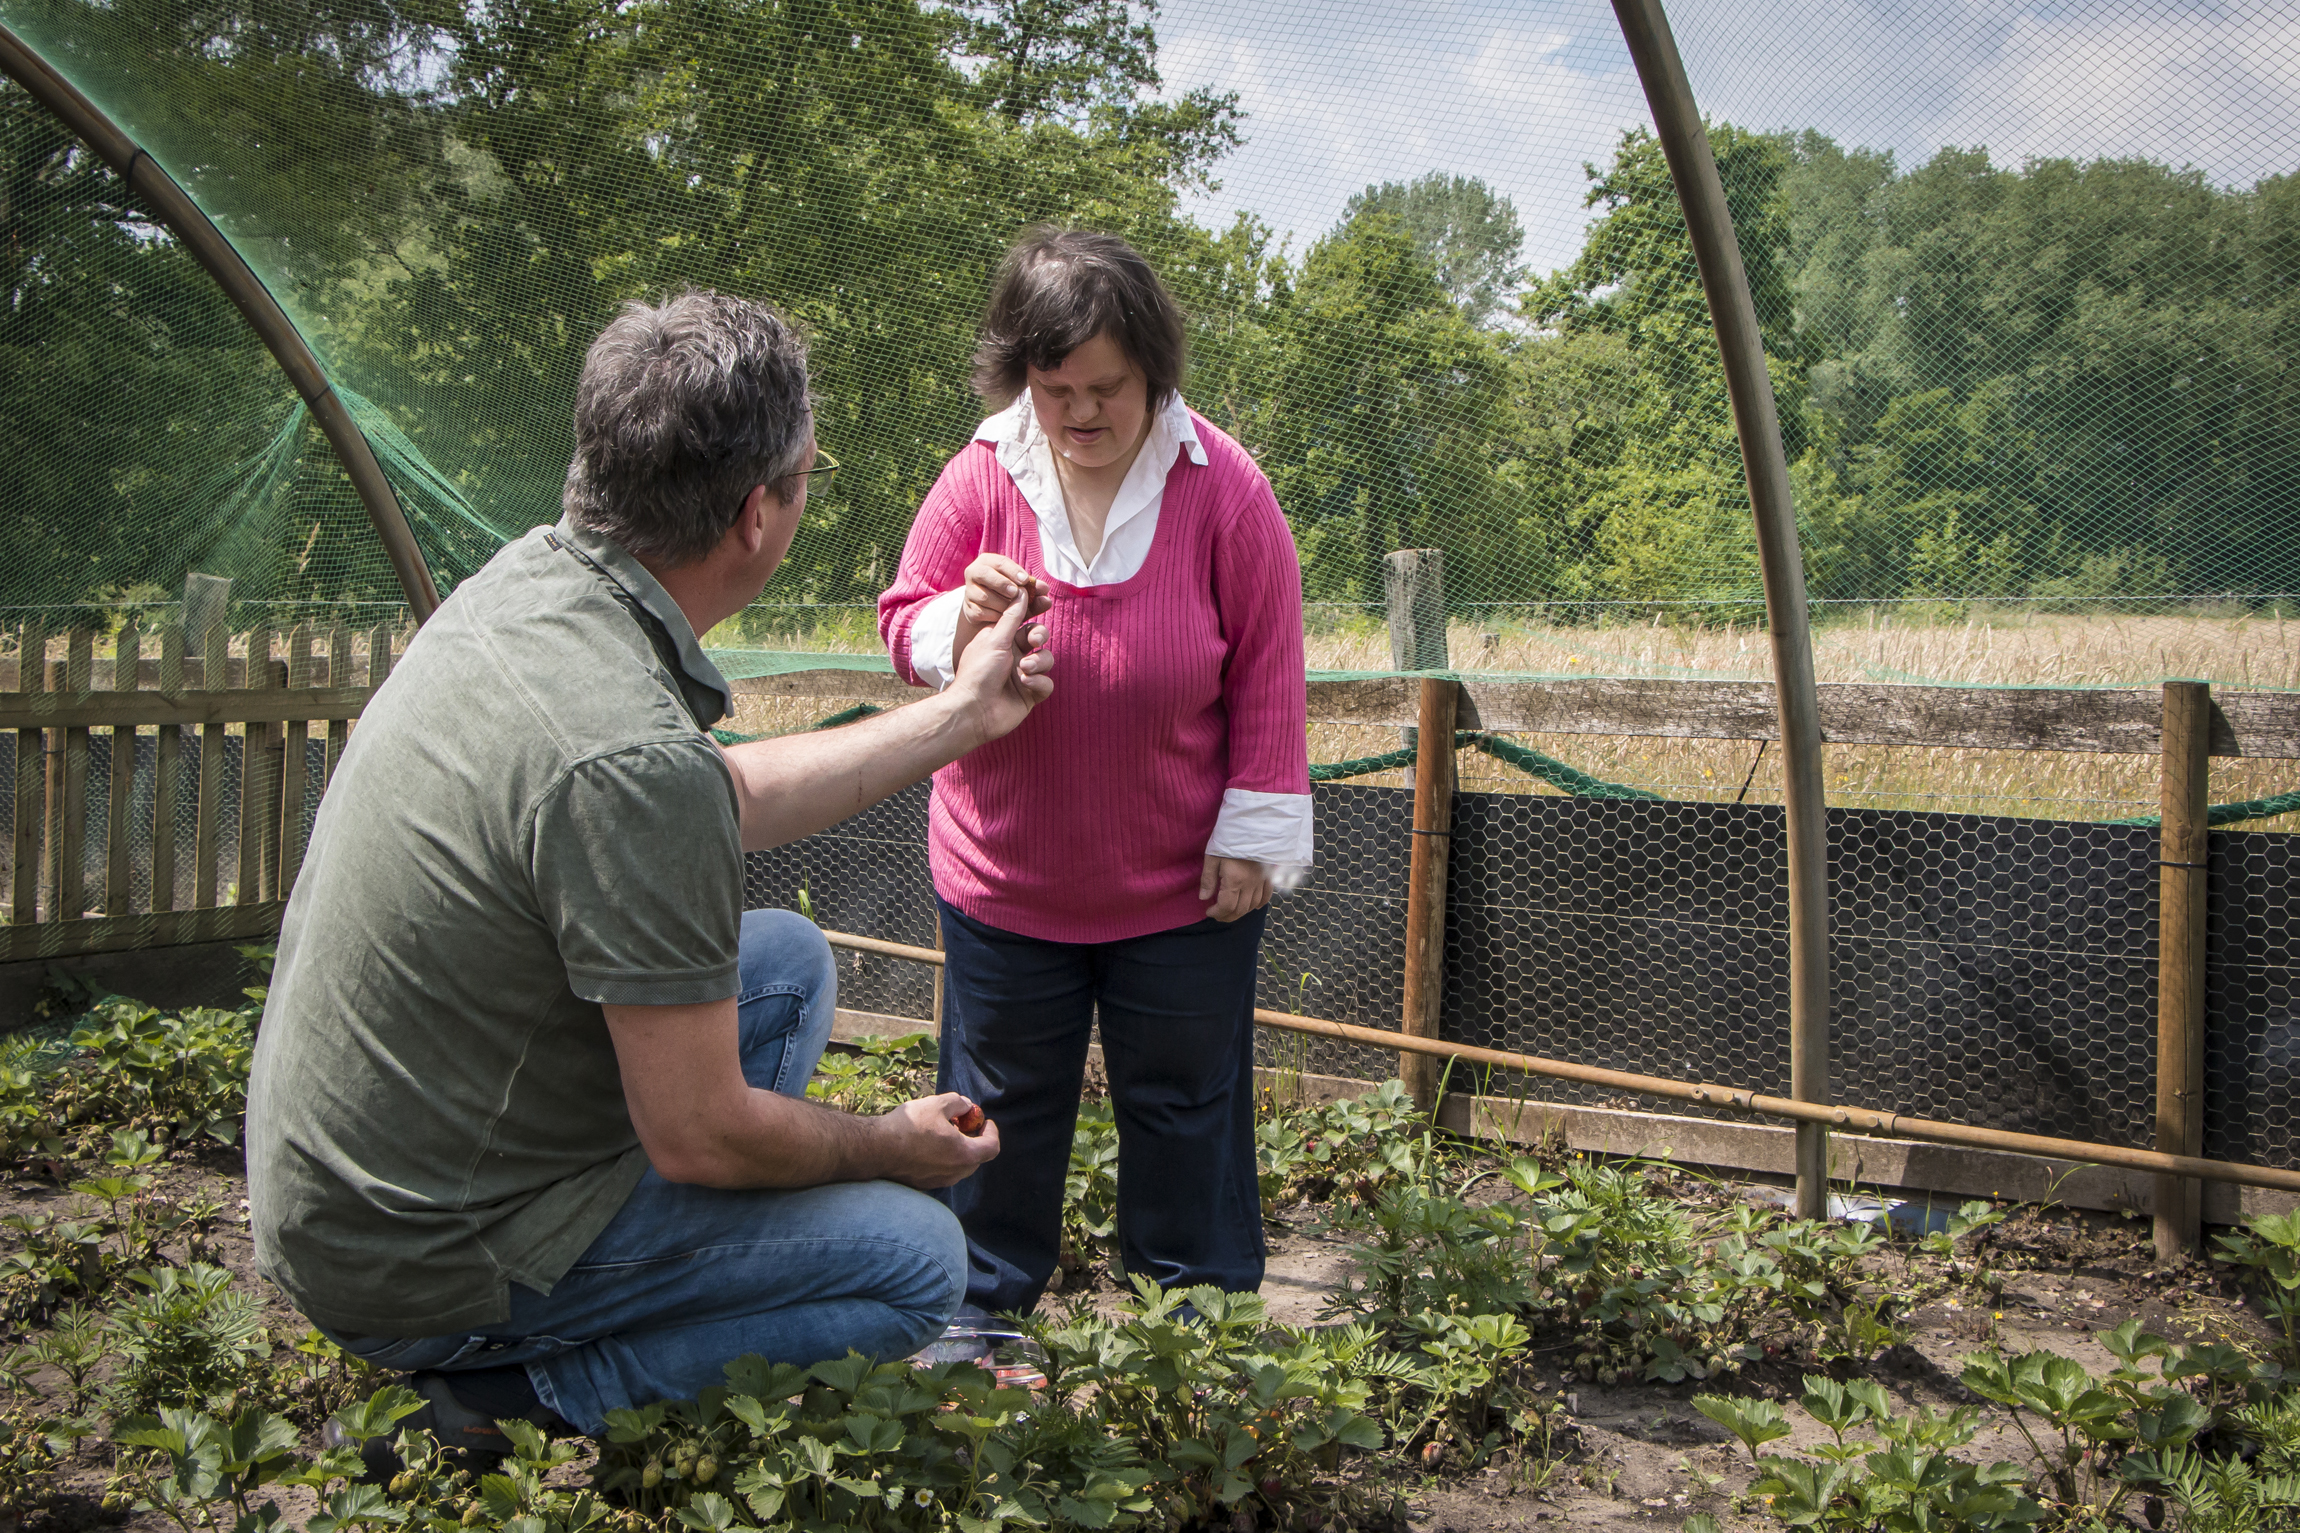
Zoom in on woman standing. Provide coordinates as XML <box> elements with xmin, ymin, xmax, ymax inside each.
<box><xmin>879</xmin><ymin>229</ymin><xmax>1310</xmax><ymax>1314</ymax></box>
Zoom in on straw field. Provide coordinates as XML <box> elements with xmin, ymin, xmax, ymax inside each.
<box><xmin>713</xmin><ymin>607</ymin><xmax>2300</xmax><ymax>832</ymax></box>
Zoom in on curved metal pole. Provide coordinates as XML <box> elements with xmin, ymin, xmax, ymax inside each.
<box><xmin>0</xmin><ymin>22</ymin><xmax>441</xmax><ymax>624</ymax></box>
<box><xmin>1609</xmin><ymin>0</ymin><xmax>1831</xmax><ymax>1217</ymax></box>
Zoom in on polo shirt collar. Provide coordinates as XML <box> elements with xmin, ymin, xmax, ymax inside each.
<box><xmin>553</xmin><ymin>515</ymin><xmax>734</xmax><ymax>720</ymax></box>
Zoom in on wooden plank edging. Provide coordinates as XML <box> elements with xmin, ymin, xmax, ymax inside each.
<box><xmin>725</xmin><ymin>669</ymin><xmax>2300</xmax><ymax>759</ymax></box>
<box><xmin>0</xmin><ymin>901</ymin><xmax>286</xmax><ymax>963</ymax></box>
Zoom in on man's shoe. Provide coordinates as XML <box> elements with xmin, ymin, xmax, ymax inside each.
<box><xmin>909</xmin><ymin>1307</ymin><xmax>1047</xmax><ymax>1390</ymax></box>
<box><xmin>325</xmin><ymin>1370</ymin><xmax>559</xmax><ymax>1483</ymax></box>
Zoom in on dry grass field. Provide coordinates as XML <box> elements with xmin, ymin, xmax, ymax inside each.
<box><xmin>714</xmin><ymin>605</ymin><xmax>2300</xmax><ymax>831</ymax></box>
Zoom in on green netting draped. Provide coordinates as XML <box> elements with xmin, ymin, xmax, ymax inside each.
<box><xmin>4</xmin><ymin>0</ymin><xmax>2297</xmax><ymax>686</ymax></box>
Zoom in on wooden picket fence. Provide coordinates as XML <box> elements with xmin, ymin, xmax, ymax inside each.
<box><xmin>1</xmin><ymin>594</ymin><xmax>395</xmax><ymax>962</ymax></box>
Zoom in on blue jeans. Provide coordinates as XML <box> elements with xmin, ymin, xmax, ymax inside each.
<box><xmin>331</xmin><ymin>908</ymin><xmax>967</xmax><ymax>1434</ymax></box>
<box><xmin>935</xmin><ymin>897</ymin><xmax>1268</xmax><ymax>1314</ymax></box>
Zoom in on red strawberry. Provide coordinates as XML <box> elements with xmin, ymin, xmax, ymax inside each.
<box><xmin>954</xmin><ymin>1104</ymin><xmax>987</xmax><ymax>1137</ymax></box>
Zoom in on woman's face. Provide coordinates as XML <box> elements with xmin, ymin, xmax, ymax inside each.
<box><xmin>1025</xmin><ymin>331</ymin><xmax>1150</xmax><ymax>472</ymax></box>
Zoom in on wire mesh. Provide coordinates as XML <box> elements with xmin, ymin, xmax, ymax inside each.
<box><xmin>5</xmin><ymin>0</ymin><xmax>2296</xmax><ymax>1183</ymax></box>
<box><xmin>6</xmin><ymin>0</ymin><xmax>2298</xmax><ymax>683</ymax></box>
<box><xmin>0</xmin><ymin>730</ymin><xmax>330</xmax><ymax>919</ymax></box>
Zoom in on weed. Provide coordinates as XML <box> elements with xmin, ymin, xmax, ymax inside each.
<box><xmin>1060</xmin><ymin>1099</ymin><xmax>1120</xmax><ymax>1280</ymax></box>
<box><xmin>102</xmin><ymin>1263</ymin><xmax>271</xmax><ymax>1418</ymax></box>
<box><xmin>805</xmin><ymin>1033</ymin><xmax>936</xmax><ymax>1117</ymax></box>
<box><xmin>2214</xmin><ymin>1210</ymin><xmax>2300</xmax><ymax>1366</ymax></box>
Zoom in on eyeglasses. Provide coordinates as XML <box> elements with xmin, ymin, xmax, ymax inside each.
<box><xmin>791</xmin><ymin>447</ymin><xmax>839</xmax><ymax>491</ymax></box>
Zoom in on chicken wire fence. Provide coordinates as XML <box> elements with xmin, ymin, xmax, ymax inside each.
<box><xmin>732</xmin><ymin>694</ymin><xmax>2300</xmax><ymax>1173</ymax></box>
<box><xmin>0</xmin><ymin>732</ymin><xmax>326</xmax><ymax>918</ymax></box>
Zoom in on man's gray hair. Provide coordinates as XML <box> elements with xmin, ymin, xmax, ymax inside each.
<box><xmin>563</xmin><ymin>291</ymin><xmax>814</xmax><ymax>566</ymax></box>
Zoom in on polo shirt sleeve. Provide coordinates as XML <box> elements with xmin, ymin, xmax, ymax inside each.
<box><xmin>531</xmin><ymin>739</ymin><xmax>744</xmax><ymax>1007</ymax></box>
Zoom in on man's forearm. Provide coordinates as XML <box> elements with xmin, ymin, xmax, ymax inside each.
<box><xmin>691</xmin><ymin>1087</ymin><xmax>895</xmax><ymax>1189</ymax></box>
<box><xmin>721</xmin><ymin>692</ymin><xmax>983</xmax><ymax>851</ymax></box>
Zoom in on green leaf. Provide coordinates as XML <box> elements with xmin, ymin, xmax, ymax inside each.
<box><xmin>329</xmin><ymin>1386</ymin><xmax>429</xmax><ymax>1444</ymax></box>
<box><xmin>1692</xmin><ymin>1394</ymin><xmax>1789</xmax><ymax>1460</ymax></box>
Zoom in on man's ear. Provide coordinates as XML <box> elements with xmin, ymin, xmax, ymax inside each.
<box><xmin>736</xmin><ymin>483</ymin><xmax>771</xmax><ymax>555</ymax></box>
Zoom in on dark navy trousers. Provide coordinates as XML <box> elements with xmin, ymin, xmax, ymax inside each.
<box><xmin>933</xmin><ymin>895</ymin><xmax>1269</xmax><ymax>1314</ymax></box>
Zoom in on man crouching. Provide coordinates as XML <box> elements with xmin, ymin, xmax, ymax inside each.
<box><xmin>247</xmin><ymin>291</ymin><xmax>1053</xmax><ymax>1464</ymax></box>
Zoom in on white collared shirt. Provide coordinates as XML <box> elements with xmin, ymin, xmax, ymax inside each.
<box><xmin>908</xmin><ymin>393</ymin><xmax>1313</xmax><ymax>879</ymax></box>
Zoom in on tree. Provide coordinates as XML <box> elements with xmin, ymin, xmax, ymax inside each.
<box><xmin>1523</xmin><ymin>124</ymin><xmax>1804</xmax><ymax>610</ymax></box>
<box><xmin>0</xmin><ymin>77</ymin><xmax>395</xmax><ymax>619</ymax></box>
<box><xmin>1253</xmin><ymin>212</ymin><xmax>1517</xmax><ymax>605</ymax></box>
<box><xmin>1342</xmin><ymin>173</ymin><xmax>1527</xmax><ymax>326</ymax></box>
<box><xmin>937</xmin><ymin>1</ymin><xmax>1240</xmax><ymax>190</ymax></box>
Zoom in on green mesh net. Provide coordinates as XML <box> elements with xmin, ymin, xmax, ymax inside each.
<box><xmin>4</xmin><ymin>0</ymin><xmax>2296</xmax><ymax>696</ymax></box>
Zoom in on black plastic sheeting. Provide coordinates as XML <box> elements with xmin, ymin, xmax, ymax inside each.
<box><xmin>741</xmin><ymin>779</ymin><xmax>2298</xmax><ymax>1170</ymax></box>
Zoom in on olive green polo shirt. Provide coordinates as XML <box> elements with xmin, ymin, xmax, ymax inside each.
<box><xmin>248</xmin><ymin>516</ymin><xmax>744</xmax><ymax>1336</ymax></box>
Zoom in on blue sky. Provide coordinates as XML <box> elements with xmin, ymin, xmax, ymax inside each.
<box><xmin>1150</xmin><ymin>0</ymin><xmax>2300</xmax><ymax>274</ymax></box>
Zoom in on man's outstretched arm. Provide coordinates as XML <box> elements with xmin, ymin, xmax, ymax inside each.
<box><xmin>604</xmin><ymin>996</ymin><xmax>997</xmax><ymax>1189</ymax></box>
<box><xmin>721</xmin><ymin>594</ymin><xmax>1051</xmax><ymax>852</ymax></box>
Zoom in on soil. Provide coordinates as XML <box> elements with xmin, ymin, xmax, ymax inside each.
<box><xmin>0</xmin><ymin>1145</ymin><xmax>2278</xmax><ymax>1533</ymax></box>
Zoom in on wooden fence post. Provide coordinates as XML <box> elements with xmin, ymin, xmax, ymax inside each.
<box><xmin>104</xmin><ymin>621</ymin><xmax>139</xmax><ymax>915</ymax></box>
<box><xmin>193</xmin><ymin>583</ymin><xmax>231</xmax><ymax>911</ymax></box>
<box><xmin>1385</xmin><ymin>549</ymin><xmax>1448</xmax><ymax>749</ymax></box>
<box><xmin>1401</xmin><ymin>676</ymin><xmax>1459</xmax><ymax>1112</ymax></box>
<box><xmin>2156</xmin><ymin>680</ymin><xmax>2211</xmax><ymax>1259</ymax></box>
<box><xmin>10</xmin><ymin>617</ymin><xmax>43</xmax><ymax>932</ymax></box>
<box><xmin>57</xmin><ymin>627</ymin><xmax>92</xmax><ymax>922</ymax></box>
<box><xmin>152</xmin><ymin>620</ymin><xmax>182</xmax><ymax>914</ymax></box>
<box><xmin>278</xmin><ymin>624</ymin><xmax>312</xmax><ymax>899</ymax></box>
<box><xmin>1386</xmin><ymin>549</ymin><xmax>1458</xmax><ymax>1111</ymax></box>
<box><xmin>931</xmin><ymin>913</ymin><xmax>946</xmax><ymax>1036</ymax></box>
<box><xmin>237</xmin><ymin>625</ymin><xmax>275</xmax><ymax>906</ymax></box>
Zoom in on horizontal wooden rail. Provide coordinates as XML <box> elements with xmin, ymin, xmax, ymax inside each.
<box><xmin>0</xmin><ymin>654</ymin><xmax>357</xmax><ymax>691</ymax></box>
<box><xmin>1326</xmin><ymin>677</ymin><xmax>2300</xmax><ymax>758</ymax></box>
<box><xmin>0</xmin><ymin>689</ymin><xmax>374</xmax><ymax>730</ymax></box>
<box><xmin>815</xmin><ymin>927</ymin><xmax>2300</xmax><ymax>1197</ymax></box>
<box><xmin>0</xmin><ymin>902</ymin><xmax>285</xmax><ymax>963</ymax></box>
<box><xmin>728</xmin><ymin>670</ymin><xmax>2300</xmax><ymax>759</ymax></box>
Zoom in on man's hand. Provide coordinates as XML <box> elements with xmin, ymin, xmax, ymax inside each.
<box><xmin>873</xmin><ymin>1094</ymin><xmax>1000</xmax><ymax>1189</ymax></box>
<box><xmin>1201</xmin><ymin>856</ymin><xmax>1273</xmax><ymax>922</ymax></box>
<box><xmin>606</xmin><ymin>998</ymin><xmax>1001</xmax><ymax>1190</ymax></box>
<box><xmin>945</xmin><ymin>589</ymin><xmax>1053</xmax><ymax>747</ymax></box>
<box><xmin>716</xmin><ymin>566</ymin><xmax>1051</xmax><ymax>852</ymax></box>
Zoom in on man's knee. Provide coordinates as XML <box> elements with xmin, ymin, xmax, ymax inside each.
<box><xmin>738</xmin><ymin>908</ymin><xmax>837</xmax><ymax>1032</ymax></box>
<box><xmin>855</xmin><ymin>1182</ymin><xmax>967</xmax><ymax>1334</ymax></box>
<box><xmin>740</xmin><ymin>906</ymin><xmax>835</xmax><ymax>988</ymax></box>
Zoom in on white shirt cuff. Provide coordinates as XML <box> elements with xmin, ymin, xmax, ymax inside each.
<box><xmin>907</xmin><ymin>587</ymin><xmax>967</xmax><ymax>690</ymax></box>
<box><xmin>1206</xmin><ymin>788</ymin><xmax>1314</xmax><ymax>882</ymax></box>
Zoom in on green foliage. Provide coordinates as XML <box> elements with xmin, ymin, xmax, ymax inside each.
<box><xmin>805</xmin><ymin>1035</ymin><xmax>939</xmax><ymax>1118</ymax></box>
<box><xmin>1958</xmin><ymin>1317</ymin><xmax>2285</xmax><ymax>1526</ymax></box>
<box><xmin>2214</xmin><ymin>1210</ymin><xmax>2300</xmax><ymax>1365</ymax></box>
<box><xmin>1720</xmin><ymin>1372</ymin><xmax>2043</xmax><ymax>1530</ymax></box>
<box><xmin>1061</xmin><ymin>1098</ymin><xmax>1120</xmax><ymax>1275</ymax></box>
<box><xmin>1253</xmin><ymin>1077</ymin><xmax>1425</xmax><ymax>1206</ymax></box>
<box><xmin>46</xmin><ymin>994</ymin><xmax>257</xmax><ymax>1148</ymax></box>
<box><xmin>1342</xmin><ymin>172</ymin><xmax>1527</xmax><ymax>327</ymax></box>
<box><xmin>1039</xmin><ymin>1280</ymin><xmax>1400</xmax><ymax>1524</ymax></box>
<box><xmin>102</xmin><ymin>1263</ymin><xmax>272</xmax><ymax>1419</ymax></box>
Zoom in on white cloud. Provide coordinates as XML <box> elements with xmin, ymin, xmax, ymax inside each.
<box><xmin>1152</xmin><ymin>0</ymin><xmax>2300</xmax><ymax>278</ymax></box>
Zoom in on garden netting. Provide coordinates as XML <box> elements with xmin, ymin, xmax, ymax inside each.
<box><xmin>6</xmin><ymin>0</ymin><xmax>2299</xmax><ymax>1175</ymax></box>
<box><xmin>4</xmin><ymin>0</ymin><xmax>2297</xmax><ymax>688</ymax></box>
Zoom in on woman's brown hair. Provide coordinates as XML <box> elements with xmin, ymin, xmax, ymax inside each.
<box><xmin>972</xmin><ymin>228</ymin><xmax>1187</xmax><ymax>409</ymax></box>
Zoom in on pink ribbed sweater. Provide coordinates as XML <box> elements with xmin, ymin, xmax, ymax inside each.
<box><xmin>879</xmin><ymin>412</ymin><xmax>1310</xmax><ymax>943</ymax></box>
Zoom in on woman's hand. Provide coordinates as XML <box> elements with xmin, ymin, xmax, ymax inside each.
<box><xmin>946</xmin><ymin>595</ymin><xmax>1053</xmax><ymax>746</ymax></box>
<box><xmin>954</xmin><ymin>554</ymin><xmax>1051</xmax><ymax>673</ymax></box>
<box><xmin>1200</xmin><ymin>856</ymin><xmax>1273</xmax><ymax>922</ymax></box>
